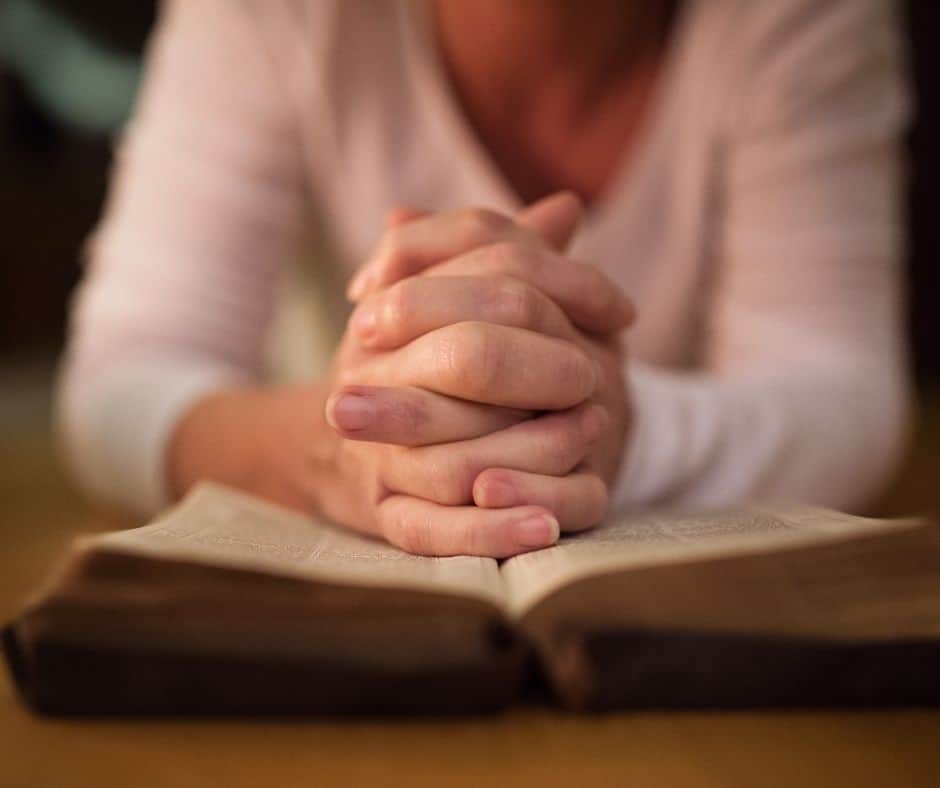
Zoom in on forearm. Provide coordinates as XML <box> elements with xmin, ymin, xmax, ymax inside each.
<box><xmin>55</xmin><ymin>0</ymin><xmax>310</xmax><ymax>514</ymax></box>
<box><xmin>58</xmin><ymin>354</ymin><xmax>342</xmax><ymax>519</ymax></box>
<box><xmin>614</xmin><ymin>361</ymin><xmax>911</xmax><ymax>513</ymax></box>
<box><xmin>167</xmin><ymin>382</ymin><xmax>341</xmax><ymax>517</ymax></box>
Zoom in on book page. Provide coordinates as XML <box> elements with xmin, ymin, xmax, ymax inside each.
<box><xmin>501</xmin><ymin>506</ymin><xmax>922</xmax><ymax>617</ymax></box>
<box><xmin>87</xmin><ymin>483</ymin><xmax>506</xmax><ymax>609</ymax></box>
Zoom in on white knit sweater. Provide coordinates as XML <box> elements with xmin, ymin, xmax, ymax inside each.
<box><xmin>59</xmin><ymin>0</ymin><xmax>912</xmax><ymax>516</ymax></box>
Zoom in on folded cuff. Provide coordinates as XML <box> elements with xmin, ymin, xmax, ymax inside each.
<box><xmin>58</xmin><ymin>358</ymin><xmax>248</xmax><ymax>517</ymax></box>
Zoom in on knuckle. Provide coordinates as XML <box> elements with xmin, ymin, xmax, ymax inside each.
<box><xmin>420</xmin><ymin>450</ymin><xmax>473</xmax><ymax>505</ymax></box>
<box><xmin>491</xmin><ymin>277</ymin><xmax>540</xmax><ymax>328</ymax></box>
<box><xmin>589</xmin><ymin>270</ymin><xmax>616</xmax><ymax>313</ymax></box>
<box><xmin>376</xmin><ymin>227</ymin><xmax>399</xmax><ymax>259</ymax></box>
<box><xmin>559</xmin><ymin>348</ymin><xmax>595</xmax><ymax>400</ymax></box>
<box><xmin>508</xmin><ymin>241</ymin><xmax>546</xmax><ymax>275</ymax></box>
<box><xmin>468</xmin><ymin>323</ymin><xmax>505</xmax><ymax>394</ymax></box>
<box><xmin>386</xmin><ymin>391</ymin><xmax>427</xmax><ymax>438</ymax></box>
<box><xmin>436</xmin><ymin>321</ymin><xmax>503</xmax><ymax>397</ymax></box>
<box><xmin>378</xmin><ymin>229</ymin><xmax>409</xmax><ymax>275</ymax></box>
<box><xmin>461</xmin><ymin>207</ymin><xmax>511</xmax><ymax>236</ymax></box>
<box><xmin>454</xmin><ymin>519</ymin><xmax>483</xmax><ymax>556</ymax></box>
<box><xmin>381</xmin><ymin>280</ymin><xmax>412</xmax><ymax>330</ymax></box>
<box><xmin>390</xmin><ymin>516</ymin><xmax>434</xmax><ymax>556</ymax></box>
<box><xmin>482</xmin><ymin>240</ymin><xmax>529</xmax><ymax>275</ymax></box>
<box><xmin>540</xmin><ymin>415</ymin><xmax>589</xmax><ymax>470</ymax></box>
<box><xmin>559</xmin><ymin>414</ymin><xmax>590</xmax><ymax>457</ymax></box>
<box><xmin>576</xmin><ymin>264</ymin><xmax>623</xmax><ymax>322</ymax></box>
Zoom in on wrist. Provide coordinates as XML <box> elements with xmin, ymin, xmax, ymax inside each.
<box><xmin>166</xmin><ymin>383</ymin><xmax>341</xmax><ymax>516</ymax></box>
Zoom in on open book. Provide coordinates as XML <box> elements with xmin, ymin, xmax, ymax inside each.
<box><xmin>5</xmin><ymin>483</ymin><xmax>940</xmax><ymax>715</ymax></box>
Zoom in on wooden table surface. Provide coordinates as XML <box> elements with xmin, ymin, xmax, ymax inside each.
<box><xmin>3</xmin><ymin>422</ymin><xmax>940</xmax><ymax>788</ymax></box>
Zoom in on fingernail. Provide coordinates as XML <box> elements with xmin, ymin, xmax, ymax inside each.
<box><xmin>352</xmin><ymin>304</ymin><xmax>378</xmax><ymax>342</ymax></box>
<box><xmin>477</xmin><ymin>479</ymin><xmax>517</xmax><ymax>508</ymax></box>
<box><xmin>582</xmin><ymin>404</ymin><xmax>610</xmax><ymax>439</ymax></box>
<box><xmin>327</xmin><ymin>392</ymin><xmax>374</xmax><ymax>431</ymax></box>
<box><xmin>512</xmin><ymin>514</ymin><xmax>560</xmax><ymax>549</ymax></box>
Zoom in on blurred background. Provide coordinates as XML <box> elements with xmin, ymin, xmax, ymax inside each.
<box><xmin>1</xmin><ymin>0</ymin><xmax>939</xmax><ymax>531</ymax></box>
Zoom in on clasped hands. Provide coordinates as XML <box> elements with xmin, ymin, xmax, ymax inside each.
<box><xmin>319</xmin><ymin>192</ymin><xmax>633</xmax><ymax>558</ymax></box>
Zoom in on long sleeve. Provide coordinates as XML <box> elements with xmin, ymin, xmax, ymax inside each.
<box><xmin>612</xmin><ymin>0</ymin><xmax>912</xmax><ymax>512</ymax></box>
<box><xmin>58</xmin><ymin>0</ymin><xmax>305</xmax><ymax>514</ymax></box>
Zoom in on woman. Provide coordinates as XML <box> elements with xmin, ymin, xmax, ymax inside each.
<box><xmin>60</xmin><ymin>0</ymin><xmax>912</xmax><ymax>557</ymax></box>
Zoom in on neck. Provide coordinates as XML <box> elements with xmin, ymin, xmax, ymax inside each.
<box><xmin>431</xmin><ymin>0</ymin><xmax>671</xmax><ymax>99</ymax></box>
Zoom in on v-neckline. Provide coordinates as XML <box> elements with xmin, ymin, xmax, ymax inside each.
<box><xmin>399</xmin><ymin>0</ymin><xmax>695</xmax><ymax>237</ymax></box>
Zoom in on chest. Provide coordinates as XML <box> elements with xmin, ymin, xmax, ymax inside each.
<box><xmin>449</xmin><ymin>62</ymin><xmax>663</xmax><ymax>207</ymax></box>
<box><xmin>293</xmin><ymin>1</ymin><xmax>723</xmax><ymax>371</ymax></box>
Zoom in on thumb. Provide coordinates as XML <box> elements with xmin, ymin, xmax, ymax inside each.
<box><xmin>516</xmin><ymin>191</ymin><xmax>583</xmax><ymax>251</ymax></box>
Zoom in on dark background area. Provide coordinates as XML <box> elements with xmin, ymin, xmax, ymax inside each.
<box><xmin>1</xmin><ymin>1</ymin><xmax>938</xmax><ymax>375</ymax></box>
<box><xmin>905</xmin><ymin>1</ymin><xmax>940</xmax><ymax>385</ymax></box>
